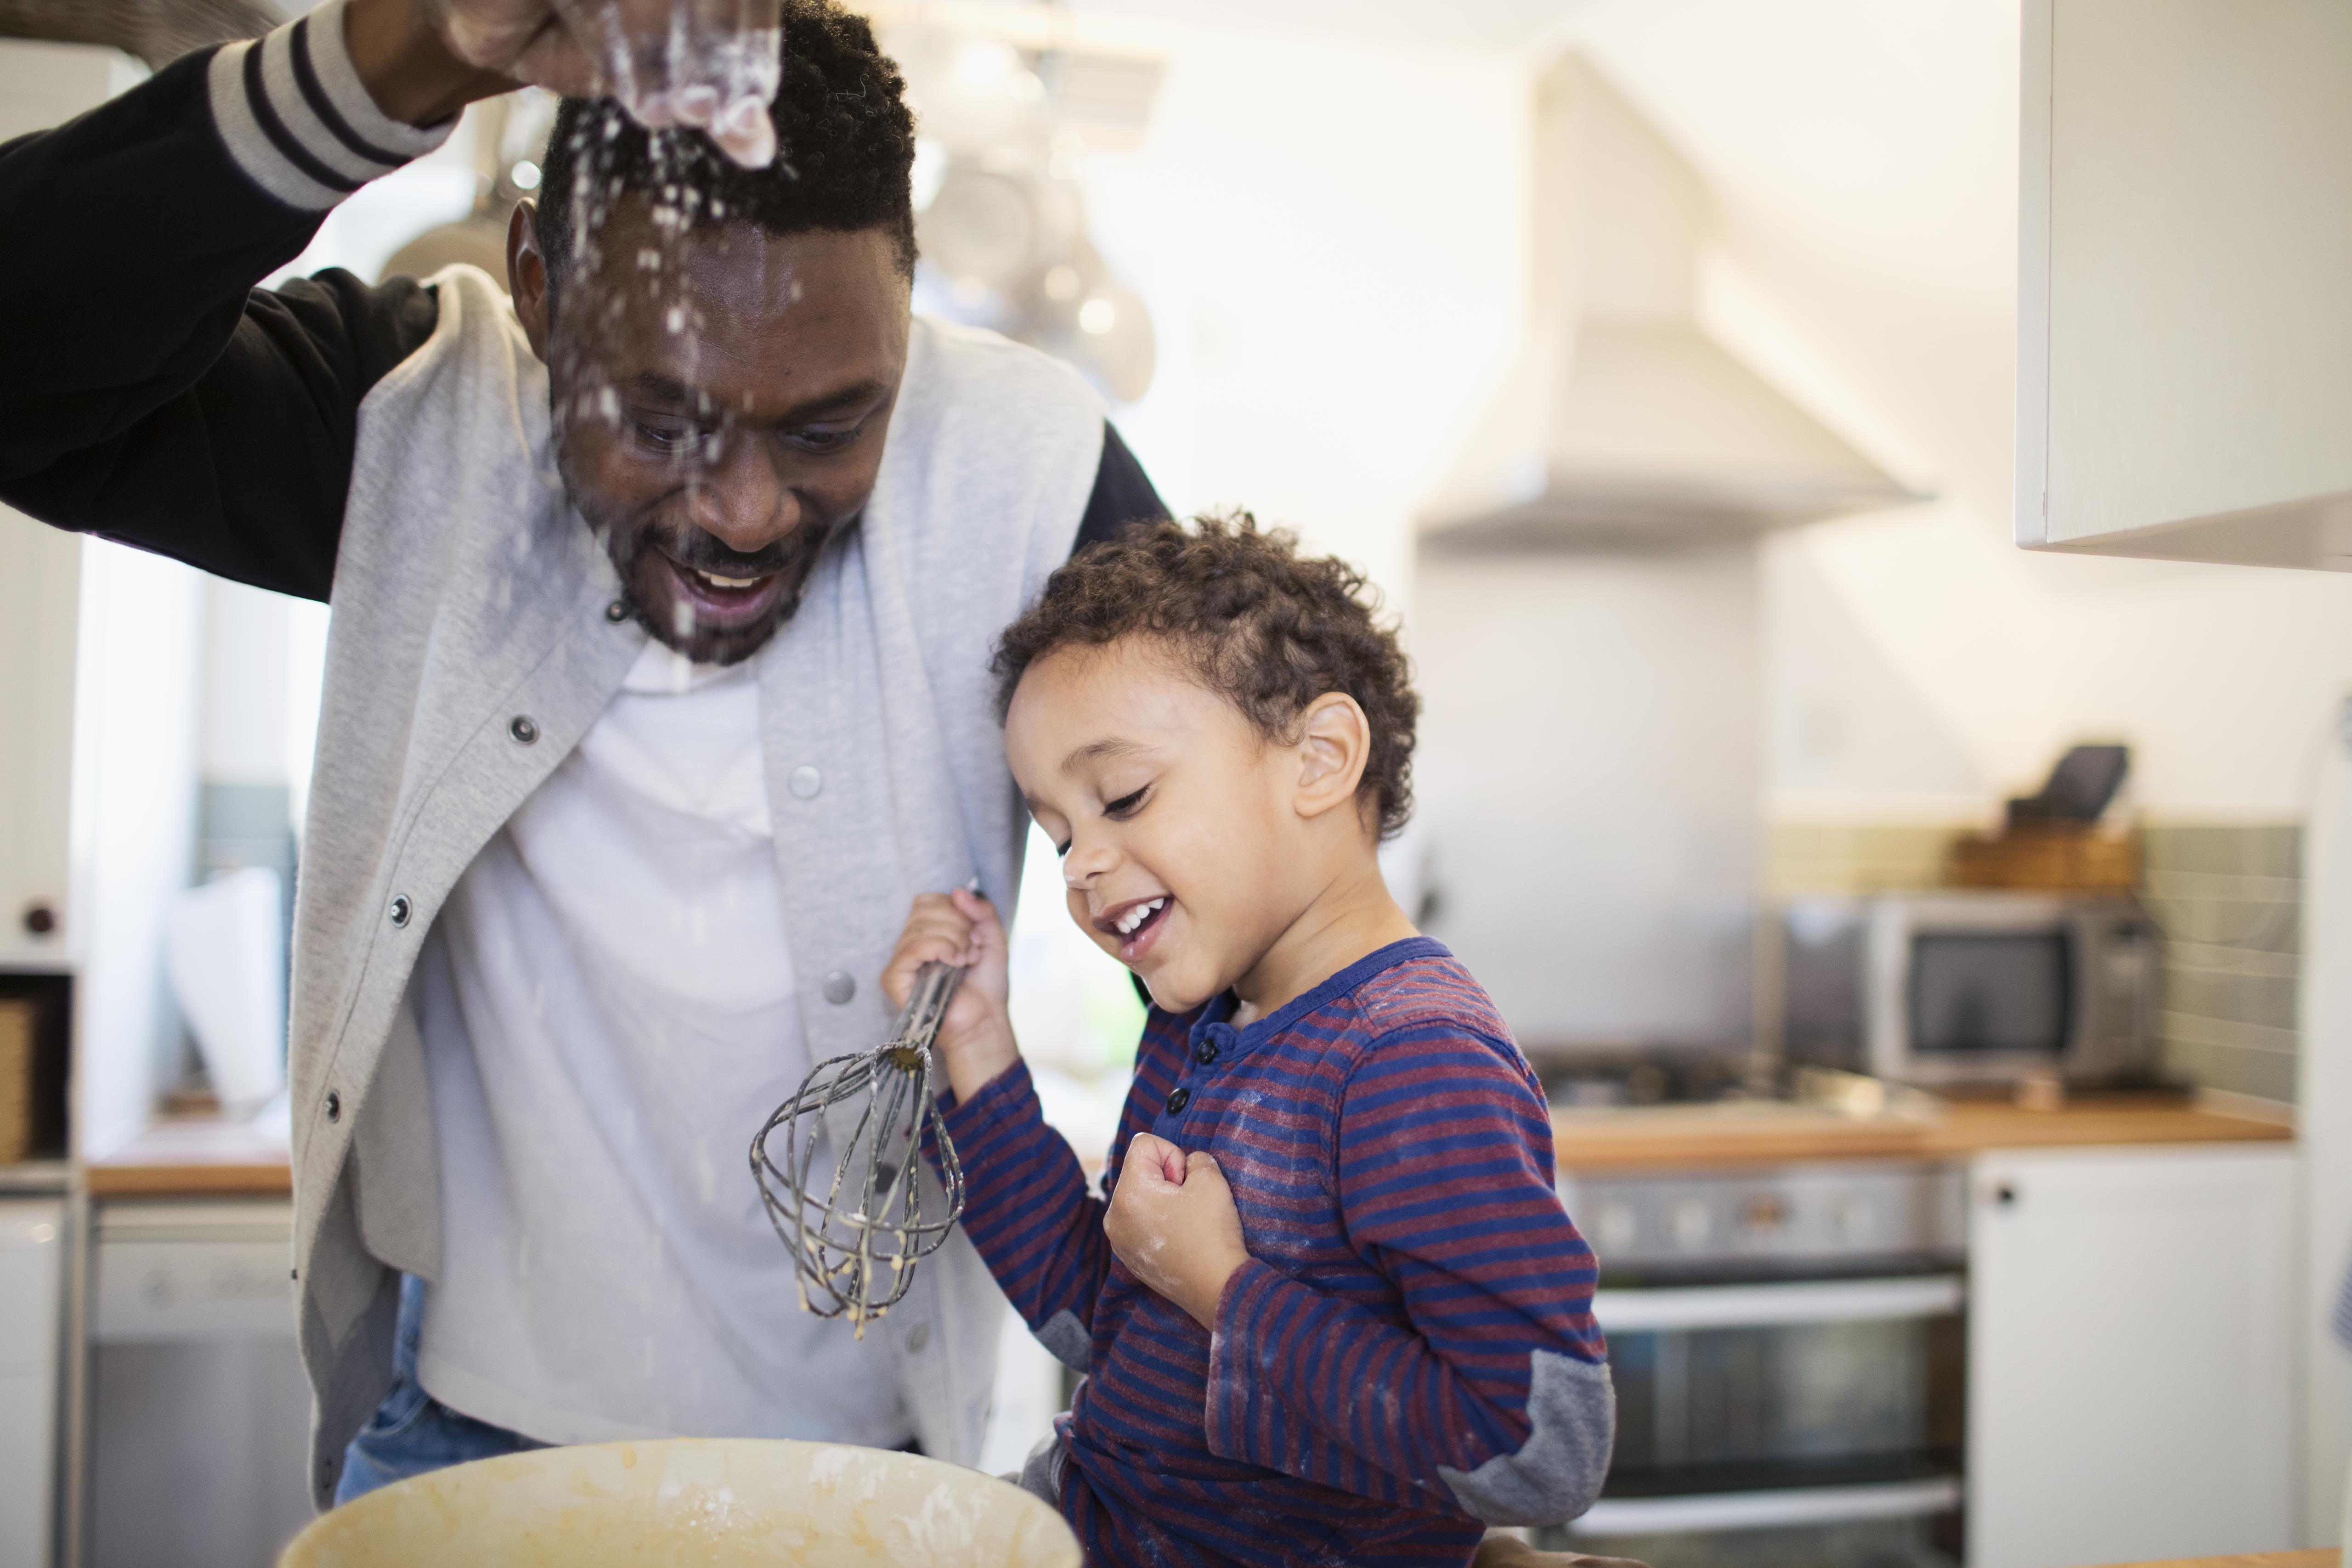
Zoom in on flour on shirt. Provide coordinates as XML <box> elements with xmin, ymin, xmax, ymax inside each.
<box><xmin>413</xmin><ymin>639</ymin><xmax>910</xmax><ymax>1446</ymax></box>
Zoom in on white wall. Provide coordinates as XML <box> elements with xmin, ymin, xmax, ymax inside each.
<box><xmin>71</xmin><ymin>542</ymin><xmax>204</xmax><ymax>1160</ymax></box>
<box><xmin>1413</xmin><ymin>546</ymin><xmax>1761</xmax><ymax>1048</ymax></box>
<box><xmin>199</xmin><ymin>580</ymin><xmax>295</xmax><ymax>789</ymax></box>
<box><xmin>1079</xmin><ymin>24</ymin><xmax>1527</xmax><ymax>610</ymax></box>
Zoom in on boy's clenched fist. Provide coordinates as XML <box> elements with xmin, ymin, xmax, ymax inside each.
<box><xmin>1105</xmin><ymin>1133</ymin><xmax>1252</xmax><ymax>1330</ymax></box>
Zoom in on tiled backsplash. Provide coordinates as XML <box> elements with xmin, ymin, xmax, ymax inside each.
<box><xmin>1765</xmin><ymin>818</ymin><xmax>2304</xmax><ymax>1105</ymax></box>
<box><xmin>1764</xmin><ymin>821</ymin><xmax>1971</xmax><ymax>897</ymax></box>
<box><xmin>2140</xmin><ymin>824</ymin><xmax>2301</xmax><ymax>1105</ymax></box>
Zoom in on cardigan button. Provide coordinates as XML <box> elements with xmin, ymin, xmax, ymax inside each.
<box><xmin>389</xmin><ymin>895</ymin><xmax>411</xmax><ymax>928</ymax></box>
<box><xmin>605</xmin><ymin>598</ymin><xmax>630</xmax><ymax>623</ymax></box>
<box><xmin>906</xmin><ymin>1323</ymin><xmax>931</xmax><ymax>1353</ymax></box>
<box><xmin>787</xmin><ymin>765</ymin><xmax>822</xmax><ymax>800</ymax></box>
<box><xmin>324</xmin><ymin>1090</ymin><xmax>341</xmax><ymax>1123</ymax></box>
<box><xmin>508</xmin><ymin>715</ymin><xmax>539</xmax><ymax>745</ymax></box>
<box><xmin>1194</xmin><ymin>1042</ymin><xmax>1219</xmax><ymax>1065</ymax></box>
<box><xmin>822</xmin><ymin>971</ymin><xmax>856</xmax><ymax>1005</ymax></box>
<box><xmin>1165</xmin><ymin>1087</ymin><xmax>1190</xmax><ymax>1115</ymax></box>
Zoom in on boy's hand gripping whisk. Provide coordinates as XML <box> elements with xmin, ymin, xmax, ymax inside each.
<box><xmin>749</xmin><ymin>957</ymin><xmax>967</xmax><ymax>1335</ymax></box>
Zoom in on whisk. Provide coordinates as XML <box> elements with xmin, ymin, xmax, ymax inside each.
<box><xmin>750</xmin><ymin>958</ymin><xmax>968</xmax><ymax>1335</ymax></box>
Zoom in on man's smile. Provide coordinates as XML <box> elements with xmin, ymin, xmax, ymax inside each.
<box><xmin>658</xmin><ymin>550</ymin><xmax>790</xmax><ymax>629</ymax></box>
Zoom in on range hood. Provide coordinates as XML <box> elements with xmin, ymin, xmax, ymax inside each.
<box><xmin>1421</xmin><ymin>56</ymin><xmax>1925</xmax><ymax>552</ymax></box>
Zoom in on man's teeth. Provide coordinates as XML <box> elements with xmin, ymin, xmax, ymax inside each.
<box><xmin>1115</xmin><ymin>897</ymin><xmax>1166</xmax><ymax>936</ymax></box>
<box><xmin>695</xmin><ymin>569</ymin><xmax>765</xmax><ymax>590</ymax></box>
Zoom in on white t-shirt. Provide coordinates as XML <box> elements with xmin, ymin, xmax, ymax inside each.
<box><xmin>412</xmin><ymin>641</ymin><xmax>910</xmax><ymax>1446</ymax></box>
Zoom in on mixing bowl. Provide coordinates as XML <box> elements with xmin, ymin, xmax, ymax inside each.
<box><xmin>278</xmin><ymin>1438</ymin><xmax>1081</xmax><ymax>1567</ymax></box>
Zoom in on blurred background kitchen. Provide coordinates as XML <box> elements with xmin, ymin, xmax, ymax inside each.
<box><xmin>4</xmin><ymin>1</ymin><xmax>2350</xmax><ymax>1566</ymax></box>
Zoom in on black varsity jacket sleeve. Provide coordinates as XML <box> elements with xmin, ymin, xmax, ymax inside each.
<box><xmin>0</xmin><ymin>6</ymin><xmax>1166</xmax><ymax>605</ymax></box>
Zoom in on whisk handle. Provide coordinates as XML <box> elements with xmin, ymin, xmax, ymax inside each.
<box><xmin>890</xmin><ymin>959</ymin><xmax>967</xmax><ymax>1052</ymax></box>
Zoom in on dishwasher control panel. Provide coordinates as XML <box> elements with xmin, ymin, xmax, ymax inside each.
<box><xmin>93</xmin><ymin>1200</ymin><xmax>295</xmax><ymax>1343</ymax></box>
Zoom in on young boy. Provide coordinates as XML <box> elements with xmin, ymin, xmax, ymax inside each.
<box><xmin>884</xmin><ymin>514</ymin><xmax>1614</xmax><ymax>1567</ymax></box>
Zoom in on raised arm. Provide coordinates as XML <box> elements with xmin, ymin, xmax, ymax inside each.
<box><xmin>1202</xmin><ymin>1028</ymin><xmax>1615</xmax><ymax>1528</ymax></box>
<box><xmin>0</xmin><ymin>0</ymin><xmax>488</xmax><ymax>598</ymax></box>
<box><xmin>0</xmin><ymin>0</ymin><xmax>787</xmax><ymax>599</ymax></box>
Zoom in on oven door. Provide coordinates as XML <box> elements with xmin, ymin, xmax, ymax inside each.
<box><xmin>1541</xmin><ymin>1273</ymin><xmax>1966</xmax><ymax>1568</ymax></box>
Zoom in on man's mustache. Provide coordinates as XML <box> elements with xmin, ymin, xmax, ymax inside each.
<box><xmin>634</xmin><ymin>520</ymin><xmax>827</xmax><ymax>580</ymax></box>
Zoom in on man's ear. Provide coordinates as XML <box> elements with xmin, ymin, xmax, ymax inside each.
<box><xmin>1292</xmin><ymin>693</ymin><xmax>1373</xmax><ymax>822</ymax></box>
<box><xmin>507</xmin><ymin>200</ymin><xmax>550</xmax><ymax>361</ymax></box>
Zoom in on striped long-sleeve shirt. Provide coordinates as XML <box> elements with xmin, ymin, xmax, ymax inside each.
<box><xmin>940</xmin><ymin>937</ymin><xmax>1614</xmax><ymax>1568</ymax></box>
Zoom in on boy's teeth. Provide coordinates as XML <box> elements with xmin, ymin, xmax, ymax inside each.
<box><xmin>1116</xmin><ymin>897</ymin><xmax>1165</xmax><ymax>936</ymax></box>
<box><xmin>697</xmin><ymin>569</ymin><xmax>762</xmax><ymax>589</ymax></box>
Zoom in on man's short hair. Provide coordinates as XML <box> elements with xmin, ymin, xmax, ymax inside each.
<box><xmin>534</xmin><ymin>0</ymin><xmax>917</xmax><ymax>291</ymax></box>
<box><xmin>992</xmin><ymin>513</ymin><xmax>1421</xmax><ymax>840</ymax></box>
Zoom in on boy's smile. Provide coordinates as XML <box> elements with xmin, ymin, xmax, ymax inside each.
<box><xmin>1097</xmin><ymin>893</ymin><xmax>1173</xmax><ymax>962</ymax></box>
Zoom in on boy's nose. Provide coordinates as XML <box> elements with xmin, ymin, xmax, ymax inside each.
<box><xmin>1063</xmin><ymin>836</ymin><xmax>1118</xmax><ymax>888</ymax></box>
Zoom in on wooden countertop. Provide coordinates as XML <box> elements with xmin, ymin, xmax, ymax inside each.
<box><xmin>2098</xmin><ymin>1554</ymin><xmax>2333</xmax><ymax>1568</ymax></box>
<box><xmin>87</xmin><ymin>1113</ymin><xmax>292</xmax><ymax>1198</ymax></box>
<box><xmin>1553</xmin><ymin>1092</ymin><xmax>2293</xmax><ymax>1173</ymax></box>
<box><xmin>79</xmin><ymin>1093</ymin><xmax>2291</xmax><ymax>1194</ymax></box>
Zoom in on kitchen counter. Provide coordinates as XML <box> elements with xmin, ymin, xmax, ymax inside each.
<box><xmin>73</xmin><ymin>1094</ymin><xmax>2292</xmax><ymax>1190</ymax></box>
<box><xmin>87</xmin><ymin>1113</ymin><xmax>291</xmax><ymax>1198</ymax></box>
<box><xmin>2099</xmin><ymin>1555</ymin><xmax>2334</xmax><ymax>1568</ymax></box>
<box><xmin>1552</xmin><ymin>1092</ymin><xmax>2292</xmax><ymax>1173</ymax></box>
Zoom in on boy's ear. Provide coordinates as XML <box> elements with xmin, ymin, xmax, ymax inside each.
<box><xmin>1292</xmin><ymin>693</ymin><xmax>1373</xmax><ymax>822</ymax></box>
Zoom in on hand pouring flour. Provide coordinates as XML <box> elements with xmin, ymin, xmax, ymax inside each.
<box><xmin>277</xmin><ymin>1439</ymin><xmax>1080</xmax><ymax>1566</ymax></box>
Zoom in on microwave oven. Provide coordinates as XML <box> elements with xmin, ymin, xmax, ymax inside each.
<box><xmin>1776</xmin><ymin>892</ymin><xmax>2161</xmax><ymax>1088</ymax></box>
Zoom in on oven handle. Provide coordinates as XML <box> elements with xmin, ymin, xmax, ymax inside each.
<box><xmin>1568</xmin><ymin>1476</ymin><xmax>1962</xmax><ymax>1536</ymax></box>
<box><xmin>1592</xmin><ymin>1272</ymin><xmax>1964</xmax><ymax>1332</ymax></box>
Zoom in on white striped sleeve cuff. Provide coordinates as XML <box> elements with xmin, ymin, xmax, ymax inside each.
<box><xmin>207</xmin><ymin>0</ymin><xmax>457</xmax><ymax>213</ymax></box>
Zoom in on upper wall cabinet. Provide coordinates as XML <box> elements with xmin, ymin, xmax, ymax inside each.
<box><xmin>2018</xmin><ymin>0</ymin><xmax>2352</xmax><ymax>569</ymax></box>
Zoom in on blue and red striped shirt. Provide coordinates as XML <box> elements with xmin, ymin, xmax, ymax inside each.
<box><xmin>941</xmin><ymin>937</ymin><xmax>1611</xmax><ymax>1567</ymax></box>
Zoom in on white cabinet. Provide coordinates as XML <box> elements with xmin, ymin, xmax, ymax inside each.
<box><xmin>2016</xmin><ymin>0</ymin><xmax>2352</xmax><ymax>569</ymax></box>
<box><xmin>1966</xmin><ymin>1143</ymin><xmax>2297</xmax><ymax>1568</ymax></box>
<box><xmin>0</xmin><ymin>510</ymin><xmax>79</xmax><ymax>968</ymax></box>
<box><xmin>0</xmin><ymin>1197</ymin><xmax>65</xmax><ymax>1568</ymax></box>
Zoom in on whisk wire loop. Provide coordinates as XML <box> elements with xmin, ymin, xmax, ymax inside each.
<box><xmin>751</xmin><ymin>960</ymin><xmax>968</xmax><ymax>1334</ymax></box>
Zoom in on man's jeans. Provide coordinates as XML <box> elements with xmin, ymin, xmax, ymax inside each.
<box><xmin>333</xmin><ymin>1275</ymin><xmax>545</xmax><ymax>1506</ymax></box>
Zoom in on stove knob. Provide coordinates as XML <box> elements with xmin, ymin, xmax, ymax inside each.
<box><xmin>1669</xmin><ymin>1199</ymin><xmax>1712</xmax><ymax>1249</ymax></box>
<box><xmin>1741</xmin><ymin>1195</ymin><xmax>1787</xmax><ymax>1233</ymax></box>
<box><xmin>1830</xmin><ymin>1194</ymin><xmax>1869</xmax><ymax>1240</ymax></box>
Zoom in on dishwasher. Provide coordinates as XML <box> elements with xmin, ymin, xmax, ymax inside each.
<box><xmin>88</xmin><ymin>1199</ymin><xmax>314</xmax><ymax>1568</ymax></box>
<box><xmin>1544</xmin><ymin>1162</ymin><xmax>1969</xmax><ymax>1568</ymax></box>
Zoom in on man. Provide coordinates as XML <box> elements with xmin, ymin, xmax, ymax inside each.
<box><xmin>0</xmin><ymin>0</ymin><xmax>1162</xmax><ymax>1506</ymax></box>
<box><xmin>0</xmin><ymin>9</ymin><xmax>1637</xmax><ymax>1560</ymax></box>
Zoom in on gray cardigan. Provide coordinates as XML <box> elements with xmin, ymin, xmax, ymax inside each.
<box><xmin>288</xmin><ymin>265</ymin><xmax>1106</xmax><ymax>1506</ymax></box>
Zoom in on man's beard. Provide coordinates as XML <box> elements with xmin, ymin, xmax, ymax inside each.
<box><xmin>608</xmin><ymin>510</ymin><xmax>839</xmax><ymax>667</ymax></box>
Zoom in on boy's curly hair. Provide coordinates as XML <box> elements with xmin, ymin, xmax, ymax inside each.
<box><xmin>992</xmin><ymin>512</ymin><xmax>1418</xmax><ymax>840</ymax></box>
